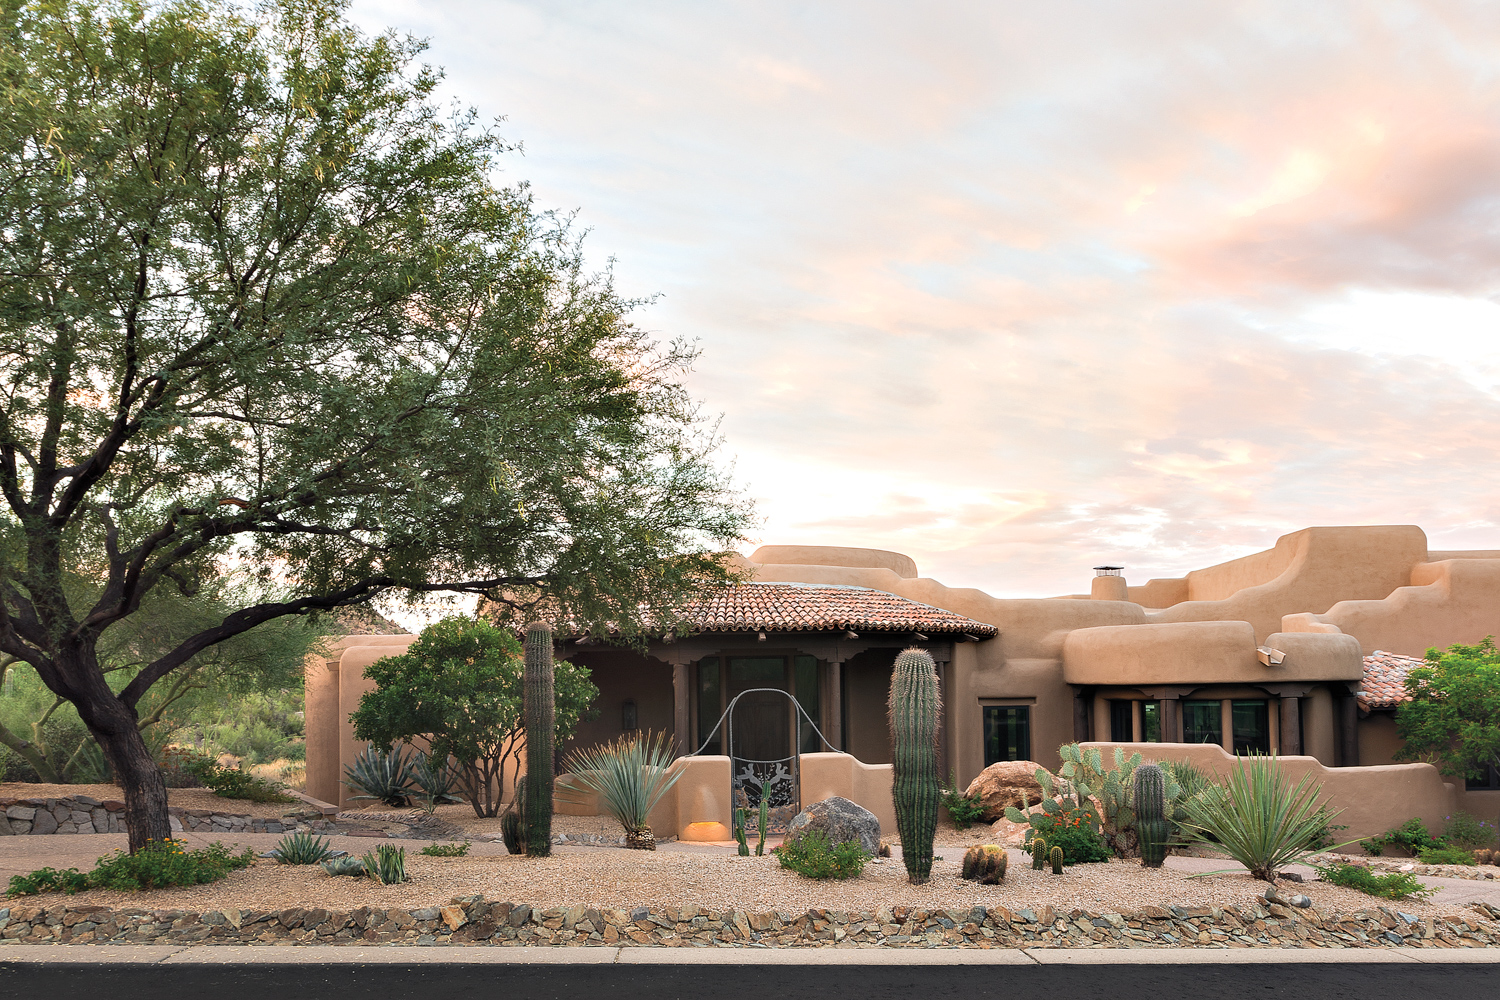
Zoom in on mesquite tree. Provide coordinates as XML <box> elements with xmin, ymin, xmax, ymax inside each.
<box><xmin>0</xmin><ymin>0</ymin><xmax>749</xmax><ymax>851</ymax></box>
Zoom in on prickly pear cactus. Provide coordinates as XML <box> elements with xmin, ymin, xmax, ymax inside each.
<box><xmin>1135</xmin><ymin>763</ymin><xmax>1170</xmax><ymax>868</ymax></box>
<box><xmin>523</xmin><ymin>622</ymin><xmax>556</xmax><ymax>857</ymax></box>
<box><xmin>888</xmin><ymin>647</ymin><xmax>941</xmax><ymax>884</ymax></box>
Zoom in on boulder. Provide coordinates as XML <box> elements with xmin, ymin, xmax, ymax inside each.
<box><xmin>783</xmin><ymin>796</ymin><xmax>881</xmax><ymax>855</ymax></box>
<box><xmin>964</xmin><ymin>760</ymin><xmax>1047</xmax><ymax>822</ymax></box>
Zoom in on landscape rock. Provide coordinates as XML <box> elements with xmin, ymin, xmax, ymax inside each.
<box><xmin>963</xmin><ymin>760</ymin><xmax>1047</xmax><ymax>822</ymax></box>
<box><xmin>783</xmin><ymin>796</ymin><xmax>881</xmax><ymax>855</ymax></box>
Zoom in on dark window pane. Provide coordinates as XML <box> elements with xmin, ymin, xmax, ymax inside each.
<box><xmin>1467</xmin><ymin>765</ymin><xmax>1500</xmax><ymax>790</ymax></box>
<box><xmin>696</xmin><ymin>657</ymin><xmax>721</xmax><ymax>755</ymax></box>
<box><xmin>729</xmin><ymin>656</ymin><xmax>786</xmax><ymax>686</ymax></box>
<box><xmin>794</xmin><ymin>655</ymin><xmax>820</xmax><ymax>753</ymax></box>
<box><xmin>1109</xmin><ymin>700</ymin><xmax>1134</xmax><ymax>742</ymax></box>
<box><xmin>984</xmin><ymin>706</ymin><xmax>1031</xmax><ymax>765</ymax></box>
<box><xmin>1231</xmin><ymin>700</ymin><xmax>1269</xmax><ymax>755</ymax></box>
<box><xmin>1141</xmin><ymin>701</ymin><xmax>1162</xmax><ymax>742</ymax></box>
<box><xmin>1183</xmin><ymin>701</ymin><xmax>1223</xmax><ymax>746</ymax></box>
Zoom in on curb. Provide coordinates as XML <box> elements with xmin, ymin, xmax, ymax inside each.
<box><xmin>3</xmin><ymin>944</ymin><xmax>1500</xmax><ymax>965</ymax></box>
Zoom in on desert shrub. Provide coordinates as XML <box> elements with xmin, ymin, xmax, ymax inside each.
<box><xmin>1416</xmin><ymin>845</ymin><xmax>1477</xmax><ymax>866</ymax></box>
<box><xmin>773</xmin><ymin>830</ymin><xmax>870</xmax><ymax>880</ymax></box>
<box><xmin>7</xmin><ymin>839</ymin><xmax>256</xmax><ymax>896</ymax></box>
<box><xmin>940</xmin><ymin>775</ymin><xmax>985</xmax><ymax>830</ymax></box>
<box><xmin>1307</xmin><ymin>806</ymin><xmax>1348</xmax><ymax>851</ymax></box>
<box><xmin>362</xmin><ymin>844</ymin><xmax>408</xmax><ymax>884</ymax></box>
<box><xmin>1442</xmin><ymin>812</ymin><xmax>1499</xmax><ymax>850</ymax></box>
<box><xmin>411</xmin><ymin>751</ymin><xmax>463</xmax><ymax>814</ymax></box>
<box><xmin>190</xmin><ymin>759</ymin><xmax>293</xmax><ymax>803</ymax></box>
<box><xmin>561</xmin><ymin>731</ymin><xmax>683</xmax><ymax>850</ymax></box>
<box><xmin>1176</xmin><ymin>753</ymin><xmax>1334</xmax><ymax>882</ymax></box>
<box><xmin>156</xmin><ymin>744</ymin><xmax>209</xmax><ymax>788</ymax></box>
<box><xmin>1024</xmin><ymin>807</ymin><xmax>1111</xmax><ymax>864</ymax></box>
<box><xmin>272</xmin><ymin>832</ymin><xmax>335</xmax><ymax>865</ymax></box>
<box><xmin>1316</xmin><ymin>861</ymin><xmax>1436</xmax><ymax>901</ymax></box>
<box><xmin>1363</xmin><ymin>817</ymin><xmax>1441</xmax><ymax>857</ymax></box>
<box><xmin>420</xmin><ymin>841</ymin><xmax>471</xmax><ymax>857</ymax></box>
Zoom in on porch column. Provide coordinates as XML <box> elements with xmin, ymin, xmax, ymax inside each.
<box><xmin>1279</xmin><ymin>696</ymin><xmax>1302</xmax><ymax>755</ymax></box>
<box><xmin>1072</xmin><ymin>689</ymin><xmax>1092</xmax><ymax>743</ymax></box>
<box><xmin>824</xmin><ymin>659</ymin><xmax>843</xmax><ymax>751</ymax></box>
<box><xmin>671</xmin><ymin>662</ymin><xmax>691</xmax><ymax>756</ymax></box>
<box><xmin>1161</xmin><ymin>697</ymin><xmax>1180</xmax><ymax>743</ymax></box>
<box><xmin>1336</xmin><ymin>687</ymin><xmax>1360</xmax><ymax>767</ymax></box>
<box><xmin>1220</xmin><ymin>699</ymin><xmax>1234</xmax><ymax>754</ymax></box>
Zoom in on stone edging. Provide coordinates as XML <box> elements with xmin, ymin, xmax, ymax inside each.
<box><xmin>0</xmin><ymin>797</ymin><xmax>289</xmax><ymax>836</ymax></box>
<box><xmin>2</xmin><ymin>897</ymin><xmax>1499</xmax><ymax>949</ymax></box>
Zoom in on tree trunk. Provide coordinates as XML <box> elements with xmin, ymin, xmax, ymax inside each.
<box><xmin>64</xmin><ymin>649</ymin><xmax>170</xmax><ymax>852</ymax></box>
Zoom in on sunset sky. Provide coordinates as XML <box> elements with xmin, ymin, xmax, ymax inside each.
<box><xmin>350</xmin><ymin>0</ymin><xmax>1500</xmax><ymax>598</ymax></box>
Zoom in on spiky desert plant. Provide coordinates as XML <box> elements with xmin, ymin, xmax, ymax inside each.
<box><xmin>1135</xmin><ymin>763</ymin><xmax>1171</xmax><ymax>868</ymax></box>
<box><xmin>343</xmin><ymin>743</ymin><xmax>415</xmax><ymax>807</ymax></box>
<box><xmin>1050</xmin><ymin>845</ymin><xmax>1064</xmax><ymax>874</ymax></box>
<box><xmin>362</xmin><ymin>843</ymin><xmax>408</xmax><ymax>885</ymax></box>
<box><xmin>522</xmin><ymin>622</ymin><xmax>556</xmax><ymax>857</ymax></box>
<box><xmin>1176</xmin><ymin>752</ymin><xmax>1341</xmax><ymax>882</ymax></box>
<box><xmin>1031</xmin><ymin>836</ymin><xmax>1048</xmax><ymax>870</ymax></box>
<box><xmin>320</xmin><ymin>856</ymin><xmax>366</xmax><ymax>877</ymax></box>
<box><xmin>960</xmin><ymin>844</ymin><xmax>1008</xmax><ymax>884</ymax></box>
<box><xmin>756</xmin><ymin>797</ymin><xmax>768</xmax><ymax>856</ymax></box>
<box><xmin>562</xmin><ymin>730</ymin><xmax>683</xmax><ymax>850</ymax></box>
<box><xmin>273</xmin><ymin>831</ymin><xmax>335</xmax><ymax>865</ymax></box>
<box><xmin>410</xmin><ymin>751</ymin><xmax>462</xmax><ymax>815</ymax></box>
<box><xmin>888</xmin><ymin>647</ymin><xmax>941</xmax><ymax>884</ymax></box>
<box><xmin>734</xmin><ymin>807</ymin><xmax>749</xmax><ymax>856</ymax></box>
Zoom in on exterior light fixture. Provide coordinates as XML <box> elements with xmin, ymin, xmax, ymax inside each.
<box><xmin>621</xmin><ymin>700</ymin><xmax>638</xmax><ymax>730</ymax></box>
<box><xmin>757</xmin><ymin>631</ymin><xmax>767</xmax><ymax>642</ymax></box>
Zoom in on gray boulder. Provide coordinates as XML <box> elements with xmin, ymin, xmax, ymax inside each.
<box><xmin>784</xmin><ymin>796</ymin><xmax>881</xmax><ymax>855</ymax></box>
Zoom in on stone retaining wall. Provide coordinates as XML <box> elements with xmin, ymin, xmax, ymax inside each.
<box><xmin>2</xmin><ymin>896</ymin><xmax>1499</xmax><ymax>949</ymax></box>
<box><xmin>0</xmin><ymin>797</ymin><xmax>287</xmax><ymax>836</ymax></box>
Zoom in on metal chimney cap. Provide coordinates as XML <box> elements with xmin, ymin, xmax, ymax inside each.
<box><xmin>1093</xmin><ymin>565</ymin><xmax>1124</xmax><ymax>577</ymax></box>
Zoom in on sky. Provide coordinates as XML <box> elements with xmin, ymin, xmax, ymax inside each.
<box><xmin>349</xmin><ymin>0</ymin><xmax>1500</xmax><ymax>599</ymax></box>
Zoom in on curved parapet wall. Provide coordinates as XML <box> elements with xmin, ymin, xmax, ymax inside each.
<box><xmin>1281</xmin><ymin>559</ymin><xmax>1500</xmax><ymax>656</ymax></box>
<box><xmin>750</xmin><ymin>545</ymin><xmax>919</xmax><ymax>579</ymax></box>
<box><xmin>1062</xmin><ymin>620</ymin><xmax>1363</xmax><ymax>687</ymax></box>
<box><xmin>1084</xmin><ymin>741</ymin><xmax>1455</xmax><ymax>847</ymax></box>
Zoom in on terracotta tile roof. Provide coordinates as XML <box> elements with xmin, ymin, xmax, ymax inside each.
<box><xmin>1358</xmin><ymin>650</ymin><xmax>1426</xmax><ymax>710</ymax></box>
<box><xmin>676</xmin><ymin>583</ymin><xmax>998</xmax><ymax>638</ymax></box>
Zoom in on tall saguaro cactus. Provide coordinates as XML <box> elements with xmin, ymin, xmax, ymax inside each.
<box><xmin>888</xmin><ymin>647</ymin><xmax>941</xmax><ymax>884</ymax></box>
<box><xmin>1135</xmin><ymin>763</ymin><xmax>1170</xmax><ymax>868</ymax></box>
<box><xmin>523</xmin><ymin>622</ymin><xmax>556</xmax><ymax>857</ymax></box>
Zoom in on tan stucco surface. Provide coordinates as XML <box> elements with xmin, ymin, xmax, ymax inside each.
<box><xmin>1062</xmin><ymin>621</ymin><xmax>1363</xmax><ymax>686</ymax></box>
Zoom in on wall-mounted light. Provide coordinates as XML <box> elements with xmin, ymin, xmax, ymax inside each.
<box><xmin>757</xmin><ymin>631</ymin><xmax>767</xmax><ymax>642</ymax></box>
<box><xmin>621</xmin><ymin>700</ymin><xmax>638</xmax><ymax>731</ymax></box>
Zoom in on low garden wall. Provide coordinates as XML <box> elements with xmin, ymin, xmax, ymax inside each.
<box><xmin>2</xmin><ymin>896</ymin><xmax>1499</xmax><ymax>949</ymax></box>
<box><xmin>0</xmin><ymin>796</ymin><xmax>288</xmax><ymax>836</ymax></box>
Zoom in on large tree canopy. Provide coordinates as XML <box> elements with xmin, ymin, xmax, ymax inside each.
<box><xmin>1396</xmin><ymin>638</ymin><xmax>1500</xmax><ymax>780</ymax></box>
<box><xmin>0</xmin><ymin>0</ymin><xmax>750</xmax><ymax>849</ymax></box>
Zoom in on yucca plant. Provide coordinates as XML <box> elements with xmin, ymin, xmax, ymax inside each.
<box><xmin>561</xmin><ymin>731</ymin><xmax>683</xmax><ymax>850</ymax></box>
<box><xmin>343</xmin><ymin>744</ymin><xmax>416</xmax><ymax>807</ymax></box>
<box><xmin>1176</xmin><ymin>753</ymin><xmax>1342</xmax><ymax>882</ymax></box>
<box><xmin>361</xmin><ymin>844</ymin><xmax>408</xmax><ymax>884</ymax></box>
<box><xmin>273</xmin><ymin>832</ymin><xmax>335</xmax><ymax>865</ymax></box>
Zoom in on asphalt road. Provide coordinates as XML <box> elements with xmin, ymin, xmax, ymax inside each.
<box><xmin>2</xmin><ymin>962</ymin><xmax>1496</xmax><ymax>1000</ymax></box>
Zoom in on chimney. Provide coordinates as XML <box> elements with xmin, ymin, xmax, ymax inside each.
<box><xmin>1091</xmin><ymin>565</ymin><xmax>1128</xmax><ymax>601</ymax></box>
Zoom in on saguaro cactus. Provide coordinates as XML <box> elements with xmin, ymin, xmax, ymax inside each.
<box><xmin>1135</xmin><ymin>763</ymin><xmax>1170</xmax><ymax>869</ymax></box>
<box><xmin>1050</xmin><ymin>845</ymin><xmax>1064</xmax><ymax>874</ymax></box>
<box><xmin>523</xmin><ymin>622</ymin><xmax>556</xmax><ymax>857</ymax></box>
<box><xmin>889</xmin><ymin>647</ymin><xmax>941</xmax><ymax>884</ymax></box>
<box><xmin>1031</xmin><ymin>836</ymin><xmax>1048</xmax><ymax>870</ymax></box>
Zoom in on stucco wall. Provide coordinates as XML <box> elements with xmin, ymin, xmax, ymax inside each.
<box><xmin>1062</xmin><ymin>621</ymin><xmax>1363</xmax><ymax>687</ymax></box>
<box><xmin>1288</xmin><ymin>559</ymin><xmax>1500</xmax><ymax>656</ymax></box>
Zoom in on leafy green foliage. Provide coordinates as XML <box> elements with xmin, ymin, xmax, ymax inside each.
<box><xmin>1176</xmin><ymin>754</ymin><xmax>1337</xmax><ymax>882</ymax></box>
<box><xmin>0</xmin><ymin>0</ymin><xmax>749</xmax><ymax>848</ymax></box>
<box><xmin>1024</xmin><ymin>807</ymin><xmax>1111</xmax><ymax>864</ymax></box>
<box><xmin>940</xmin><ymin>773</ymin><xmax>985</xmax><ymax>830</ymax></box>
<box><xmin>273</xmin><ymin>832</ymin><xmax>335</xmax><ymax>865</ymax></box>
<box><xmin>352</xmin><ymin>618</ymin><xmax>598</xmax><ymax>817</ymax></box>
<box><xmin>361</xmin><ymin>844</ymin><xmax>408</xmax><ymax>885</ymax></box>
<box><xmin>7</xmin><ymin>840</ymin><xmax>256</xmax><ymax>895</ymax></box>
<box><xmin>1417</xmin><ymin>845</ymin><xmax>1477</xmax><ymax>866</ymax></box>
<box><xmin>1362</xmin><ymin>817</ymin><xmax>1441</xmax><ymax>857</ymax></box>
<box><xmin>419</xmin><ymin>841</ymin><xmax>471</xmax><ymax>857</ymax></box>
<box><xmin>774</xmin><ymin>830</ymin><xmax>871</xmax><ymax>880</ymax></box>
<box><xmin>1396</xmin><ymin>638</ymin><xmax>1500</xmax><ymax>779</ymax></box>
<box><xmin>1003</xmin><ymin>744</ymin><xmax>1166</xmax><ymax>860</ymax></box>
<box><xmin>1316</xmin><ymin>861</ymin><xmax>1437</xmax><ymax>901</ymax></box>
<box><xmin>561</xmin><ymin>731</ymin><xmax>683</xmax><ymax>848</ymax></box>
<box><xmin>1443</xmin><ymin>812</ymin><xmax>1499</xmax><ymax>850</ymax></box>
<box><xmin>189</xmin><ymin>758</ymin><xmax>293</xmax><ymax>803</ymax></box>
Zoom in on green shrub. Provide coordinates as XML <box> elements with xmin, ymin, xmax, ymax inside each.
<box><xmin>774</xmin><ymin>830</ymin><xmax>870</xmax><ymax>880</ymax></box>
<box><xmin>1417</xmin><ymin>845</ymin><xmax>1477</xmax><ymax>866</ymax></box>
<box><xmin>1176</xmin><ymin>753</ymin><xmax>1336</xmax><ymax>882</ymax></box>
<box><xmin>940</xmin><ymin>779</ymin><xmax>985</xmax><ymax>831</ymax></box>
<box><xmin>420</xmin><ymin>841</ymin><xmax>471</xmax><ymax>857</ymax></box>
<box><xmin>1025</xmin><ymin>807</ymin><xmax>1111</xmax><ymax>864</ymax></box>
<box><xmin>361</xmin><ymin>844</ymin><xmax>407</xmax><ymax>884</ymax></box>
<box><xmin>7</xmin><ymin>839</ymin><xmax>257</xmax><ymax>896</ymax></box>
<box><xmin>190</xmin><ymin>759</ymin><xmax>293</xmax><ymax>803</ymax></box>
<box><xmin>1366</xmin><ymin>817</ymin><xmax>1440</xmax><ymax>857</ymax></box>
<box><xmin>1442</xmin><ymin>812</ymin><xmax>1499</xmax><ymax>850</ymax></box>
<box><xmin>1307</xmin><ymin>806</ymin><xmax>1348</xmax><ymax>851</ymax></box>
<box><xmin>1316</xmin><ymin>861</ymin><xmax>1436</xmax><ymax>901</ymax></box>
<box><xmin>272</xmin><ymin>832</ymin><xmax>335</xmax><ymax>865</ymax></box>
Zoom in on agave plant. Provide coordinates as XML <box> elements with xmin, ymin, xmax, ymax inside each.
<box><xmin>561</xmin><ymin>731</ymin><xmax>683</xmax><ymax>850</ymax></box>
<box><xmin>410</xmin><ymin>751</ymin><xmax>463</xmax><ymax>814</ymax></box>
<box><xmin>320</xmin><ymin>856</ymin><xmax>367</xmax><ymax>877</ymax></box>
<box><xmin>362</xmin><ymin>843</ymin><xmax>408</xmax><ymax>884</ymax></box>
<box><xmin>343</xmin><ymin>744</ymin><xmax>415</xmax><ymax>807</ymax></box>
<box><xmin>1175</xmin><ymin>753</ymin><xmax>1342</xmax><ymax>882</ymax></box>
<box><xmin>273</xmin><ymin>831</ymin><xmax>335</xmax><ymax>865</ymax></box>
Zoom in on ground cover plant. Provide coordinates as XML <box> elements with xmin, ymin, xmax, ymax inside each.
<box><xmin>1315</xmin><ymin>860</ymin><xmax>1437</xmax><ymax>901</ymax></box>
<box><xmin>7</xmin><ymin>839</ymin><xmax>254</xmax><ymax>896</ymax></box>
<box><xmin>562</xmin><ymin>730</ymin><xmax>683</xmax><ymax>850</ymax></box>
<box><xmin>1175</xmin><ymin>753</ymin><xmax>1337</xmax><ymax>882</ymax></box>
<box><xmin>773</xmin><ymin>830</ymin><xmax>871</xmax><ymax>880</ymax></box>
<box><xmin>1023</xmin><ymin>807</ymin><xmax>1111</xmax><ymax>864</ymax></box>
<box><xmin>420</xmin><ymin>841</ymin><xmax>472</xmax><ymax>857</ymax></box>
<box><xmin>1416</xmin><ymin>845</ymin><xmax>1477</xmax><ymax>866</ymax></box>
<box><xmin>940</xmin><ymin>773</ymin><xmax>985</xmax><ymax>830</ymax></box>
<box><xmin>1443</xmin><ymin>812</ymin><xmax>1499</xmax><ymax>850</ymax></box>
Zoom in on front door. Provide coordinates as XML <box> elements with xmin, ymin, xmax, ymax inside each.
<box><xmin>726</xmin><ymin>656</ymin><xmax>798</xmax><ymax>829</ymax></box>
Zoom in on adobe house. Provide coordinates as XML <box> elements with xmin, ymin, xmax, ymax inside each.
<box><xmin>304</xmin><ymin>523</ymin><xmax>1500</xmax><ymax>835</ymax></box>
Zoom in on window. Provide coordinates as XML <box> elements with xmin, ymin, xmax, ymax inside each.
<box><xmin>1141</xmin><ymin>701</ymin><xmax>1162</xmax><ymax>742</ymax></box>
<box><xmin>696</xmin><ymin>658</ymin><xmax>723</xmax><ymax>754</ymax></box>
<box><xmin>984</xmin><ymin>706</ymin><xmax>1031</xmax><ymax>765</ymax></box>
<box><xmin>1231</xmin><ymin>700</ymin><xmax>1269</xmax><ymax>755</ymax></box>
<box><xmin>1467</xmin><ymin>765</ymin><xmax>1500</xmax><ymax>790</ymax></box>
<box><xmin>1109</xmin><ymin>700</ymin><xmax>1134</xmax><ymax>742</ymax></box>
<box><xmin>1182</xmin><ymin>700</ymin><xmax>1223</xmax><ymax>746</ymax></box>
<box><xmin>793</xmin><ymin>654</ymin><xmax>820</xmax><ymax>753</ymax></box>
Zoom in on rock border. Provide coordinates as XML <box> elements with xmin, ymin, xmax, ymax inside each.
<box><xmin>0</xmin><ymin>796</ymin><xmax>293</xmax><ymax>836</ymax></box>
<box><xmin>1</xmin><ymin>897</ymin><xmax>1499</xmax><ymax>949</ymax></box>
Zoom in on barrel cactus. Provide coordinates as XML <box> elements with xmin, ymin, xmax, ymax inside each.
<box><xmin>1031</xmin><ymin>836</ymin><xmax>1048</xmax><ymax>870</ymax></box>
<box><xmin>1135</xmin><ymin>763</ymin><xmax>1171</xmax><ymax>868</ymax></box>
<box><xmin>888</xmin><ymin>647</ymin><xmax>941</xmax><ymax>884</ymax></box>
<box><xmin>523</xmin><ymin>622</ymin><xmax>556</xmax><ymax>857</ymax></box>
<box><xmin>960</xmin><ymin>844</ymin><xmax>1008</xmax><ymax>885</ymax></box>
